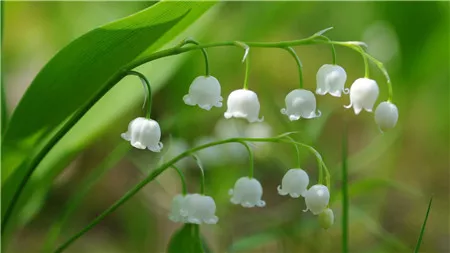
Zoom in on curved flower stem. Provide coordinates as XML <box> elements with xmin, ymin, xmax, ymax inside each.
<box><xmin>178</xmin><ymin>38</ymin><xmax>210</xmax><ymax>76</ymax></box>
<box><xmin>284</xmin><ymin>136</ymin><xmax>301</xmax><ymax>168</ymax></box>
<box><xmin>234</xmin><ymin>41</ymin><xmax>251</xmax><ymax>89</ymax></box>
<box><xmin>237</xmin><ymin>141</ymin><xmax>254</xmax><ymax>178</ymax></box>
<box><xmin>192</xmin><ymin>155</ymin><xmax>206</xmax><ymax>195</ymax></box>
<box><xmin>7</xmin><ymin>28</ymin><xmax>383</xmax><ymax>234</ymax></box>
<box><xmin>172</xmin><ymin>165</ymin><xmax>187</xmax><ymax>195</ymax></box>
<box><xmin>126</xmin><ymin>71</ymin><xmax>152</xmax><ymax>119</ymax></box>
<box><xmin>317</xmin><ymin>35</ymin><xmax>337</xmax><ymax>65</ymax></box>
<box><xmin>52</xmin><ymin>135</ymin><xmax>310</xmax><ymax>253</ymax></box>
<box><xmin>282</xmin><ymin>138</ymin><xmax>330</xmax><ymax>189</ymax></box>
<box><xmin>283</xmin><ymin>47</ymin><xmax>303</xmax><ymax>89</ymax></box>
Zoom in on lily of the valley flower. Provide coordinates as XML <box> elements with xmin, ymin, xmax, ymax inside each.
<box><xmin>121</xmin><ymin>117</ymin><xmax>163</xmax><ymax>152</ymax></box>
<box><xmin>316</xmin><ymin>64</ymin><xmax>348</xmax><ymax>97</ymax></box>
<box><xmin>318</xmin><ymin>208</ymin><xmax>334</xmax><ymax>229</ymax></box>
<box><xmin>183</xmin><ymin>75</ymin><xmax>223</xmax><ymax>110</ymax></box>
<box><xmin>224</xmin><ymin>89</ymin><xmax>264</xmax><ymax>123</ymax></box>
<box><xmin>169</xmin><ymin>194</ymin><xmax>188</xmax><ymax>223</ymax></box>
<box><xmin>375</xmin><ymin>101</ymin><xmax>399</xmax><ymax>131</ymax></box>
<box><xmin>277</xmin><ymin>168</ymin><xmax>309</xmax><ymax>198</ymax></box>
<box><xmin>183</xmin><ymin>194</ymin><xmax>219</xmax><ymax>224</ymax></box>
<box><xmin>169</xmin><ymin>194</ymin><xmax>218</xmax><ymax>224</ymax></box>
<box><xmin>344</xmin><ymin>78</ymin><xmax>379</xmax><ymax>115</ymax></box>
<box><xmin>229</xmin><ymin>177</ymin><xmax>266</xmax><ymax>208</ymax></box>
<box><xmin>281</xmin><ymin>89</ymin><xmax>321</xmax><ymax>121</ymax></box>
<box><xmin>304</xmin><ymin>184</ymin><xmax>330</xmax><ymax>215</ymax></box>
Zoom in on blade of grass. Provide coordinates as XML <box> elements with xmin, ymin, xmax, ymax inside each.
<box><xmin>342</xmin><ymin>123</ymin><xmax>349</xmax><ymax>253</ymax></box>
<box><xmin>42</xmin><ymin>143</ymin><xmax>130</xmax><ymax>253</ymax></box>
<box><xmin>414</xmin><ymin>196</ymin><xmax>433</xmax><ymax>253</ymax></box>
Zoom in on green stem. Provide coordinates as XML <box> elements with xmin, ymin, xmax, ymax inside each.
<box><xmin>238</xmin><ymin>141</ymin><xmax>254</xmax><ymax>178</ymax></box>
<box><xmin>284</xmin><ymin>136</ymin><xmax>301</xmax><ymax>168</ymax></box>
<box><xmin>414</xmin><ymin>196</ymin><xmax>433</xmax><ymax>253</ymax></box>
<box><xmin>342</xmin><ymin>123</ymin><xmax>349</xmax><ymax>253</ymax></box>
<box><xmin>192</xmin><ymin>155</ymin><xmax>206</xmax><ymax>195</ymax></box>
<box><xmin>52</xmin><ymin>135</ymin><xmax>305</xmax><ymax>253</ymax></box>
<box><xmin>179</xmin><ymin>38</ymin><xmax>210</xmax><ymax>76</ymax></box>
<box><xmin>317</xmin><ymin>35</ymin><xmax>337</xmax><ymax>65</ymax></box>
<box><xmin>172</xmin><ymin>165</ymin><xmax>187</xmax><ymax>195</ymax></box>
<box><xmin>284</xmin><ymin>47</ymin><xmax>303</xmax><ymax>89</ymax></box>
<box><xmin>6</xmin><ymin>28</ymin><xmax>382</xmax><ymax>235</ymax></box>
<box><xmin>126</xmin><ymin>71</ymin><xmax>152</xmax><ymax>119</ymax></box>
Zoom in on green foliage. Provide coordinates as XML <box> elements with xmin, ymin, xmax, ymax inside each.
<box><xmin>167</xmin><ymin>224</ymin><xmax>208</xmax><ymax>253</ymax></box>
<box><xmin>414</xmin><ymin>197</ymin><xmax>433</xmax><ymax>253</ymax></box>
<box><xmin>1</xmin><ymin>0</ymin><xmax>216</xmax><ymax>242</ymax></box>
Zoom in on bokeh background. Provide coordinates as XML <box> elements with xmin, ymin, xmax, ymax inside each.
<box><xmin>2</xmin><ymin>1</ymin><xmax>449</xmax><ymax>253</ymax></box>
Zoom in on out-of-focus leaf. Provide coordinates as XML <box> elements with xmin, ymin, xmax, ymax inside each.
<box><xmin>228</xmin><ymin>231</ymin><xmax>280</xmax><ymax>253</ymax></box>
<box><xmin>1</xmin><ymin>0</ymin><xmax>216</xmax><ymax>237</ymax></box>
<box><xmin>332</xmin><ymin>178</ymin><xmax>421</xmax><ymax>203</ymax></box>
<box><xmin>167</xmin><ymin>224</ymin><xmax>207</xmax><ymax>253</ymax></box>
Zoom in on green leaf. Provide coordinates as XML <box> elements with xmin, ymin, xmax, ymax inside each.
<box><xmin>414</xmin><ymin>196</ymin><xmax>433</xmax><ymax>253</ymax></box>
<box><xmin>1</xmin><ymin>0</ymin><xmax>216</xmax><ymax>237</ymax></box>
<box><xmin>167</xmin><ymin>224</ymin><xmax>206</xmax><ymax>253</ymax></box>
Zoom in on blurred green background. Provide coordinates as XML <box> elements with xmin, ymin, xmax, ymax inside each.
<box><xmin>2</xmin><ymin>1</ymin><xmax>449</xmax><ymax>253</ymax></box>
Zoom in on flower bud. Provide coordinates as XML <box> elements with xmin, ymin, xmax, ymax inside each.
<box><xmin>121</xmin><ymin>117</ymin><xmax>163</xmax><ymax>152</ymax></box>
<box><xmin>304</xmin><ymin>184</ymin><xmax>330</xmax><ymax>215</ymax></box>
<box><xmin>344</xmin><ymin>78</ymin><xmax>379</xmax><ymax>115</ymax></box>
<box><xmin>316</xmin><ymin>64</ymin><xmax>348</xmax><ymax>97</ymax></box>
<box><xmin>183</xmin><ymin>75</ymin><xmax>223</xmax><ymax>110</ymax></box>
<box><xmin>375</xmin><ymin>101</ymin><xmax>398</xmax><ymax>131</ymax></box>
<box><xmin>318</xmin><ymin>208</ymin><xmax>334</xmax><ymax>229</ymax></box>
<box><xmin>277</xmin><ymin>168</ymin><xmax>309</xmax><ymax>198</ymax></box>
<box><xmin>280</xmin><ymin>89</ymin><xmax>321</xmax><ymax>121</ymax></box>
<box><xmin>224</xmin><ymin>89</ymin><xmax>263</xmax><ymax>123</ymax></box>
<box><xmin>229</xmin><ymin>177</ymin><xmax>265</xmax><ymax>208</ymax></box>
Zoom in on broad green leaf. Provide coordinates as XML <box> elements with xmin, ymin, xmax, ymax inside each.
<box><xmin>167</xmin><ymin>224</ymin><xmax>207</xmax><ymax>253</ymax></box>
<box><xmin>1</xmin><ymin>0</ymin><xmax>216</xmax><ymax>236</ymax></box>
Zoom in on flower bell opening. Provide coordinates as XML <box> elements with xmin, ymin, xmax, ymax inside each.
<box><xmin>229</xmin><ymin>177</ymin><xmax>266</xmax><ymax>208</ymax></box>
<box><xmin>277</xmin><ymin>168</ymin><xmax>309</xmax><ymax>198</ymax></box>
<box><xmin>344</xmin><ymin>78</ymin><xmax>379</xmax><ymax>115</ymax></box>
<box><xmin>224</xmin><ymin>89</ymin><xmax>264</xmax><ymax>123</ymax></box>
<box><xmin>183</xmin><ymin>75</ymin><xmax>223</xmax><ymax>110</ymax></box>
<box><xmin>121</xmin><ymin>117</ymin><xmax>163</xmax><ymax>152</ymax></box>
<box><xmin>281</xmin><ymin>89</ymin><xmax>321</xmax><ymax>121</ymax></box>
<box><xmin>316</xmin><ymin>64</ymin><xmax>348</xmax><ymax>97</ymax></box>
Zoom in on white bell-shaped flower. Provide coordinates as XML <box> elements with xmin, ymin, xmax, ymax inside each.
<box><xmin>316</xmin><ymin>64</ymin><xmax>348</xmax><ymax>97</ymax></box>
<box><xmin>318</xmin><ymin>208</ymin><xmax>334</xmax><ymax>229</ymax></box>
<box><xmin>168</xmin><ymin>194</ymin><xmax>188</xmax><ymax>223</ymax></box>
<box><xmin>229</xmin><ymin>177</ymin><xmax>266</xmax><ymax>208</ymax></box>
<box><xmin>224</xmin><ymin>89</ymin><xmax>264</xmax><ymax>123</ymax></box>
<box><xmin>277</xmin><ymin>168</ymin><xmax>309</xmax><ymax>198</ymax></box>
<box><xmin>375</xmin><ymin>101</ymin><xmax>399</xmax><ymax>131</ymax></box>
<box><xmin>304</xmin><ymin>184</ymin><xmax>330</xmax><ymax>215</ymax></box>
<box><xmin>281</xmin><ymin>89</ymin><xmax>321</xmax><ymax>121</ymax></box>
<box><xmin>182</xmin><ymin>194</ymin><xmax>219</xmax><ymax>224</ymax></box>
<box><xmin>121</xmin><ymin>117</ymin><xmax>163</xmax><ymax>152</ymax></box>
<box><xmin>344</xmin><ymin>78</ymin><xmax>379</xmax><ymax>115</ymax></box>
<box><xmin>183</xmin><ymin>75</ymin><xmax>223</xmax><ymax>110</ymax></box>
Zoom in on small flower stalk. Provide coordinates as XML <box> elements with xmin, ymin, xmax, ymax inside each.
<box><xmin>304</xmin><ymin>184</ymin><xmax>330</xmax><ymax>215</ymax></box>
<box><xmin>344</xmin><ymin>78</ymin><xmax>379</xmax><ymax>115</ymax></box>
<box><xmin>229</xmin><ymin>177</ymin><xmax>266</xmax><ymax>208</ymax></box>
<box><xmin>375</xmin><ymin>101</ymin><xmax>398</xmax><ymax>131</ymax></box>
<box><xmin>224</xmin><ymin>89</ymin><xmax>264</xmax><ymax>123</ymax></box>
<box><xmin>121</xmin><ymin>117</ymin><xmax>163</xmax><ymax>152</ymax></box>
<box><xmin>281</xmin><ymin>89</ymin><xmax>321</xmax><ymax>121</ymax></box>
<box><xmin>316</xmin><ymin>64</ymin><xmax>348</xmax><ymax>97</ymax></box>
<box><xmin>318</xmin><ymin>208</ymin><xmax>334</xmax><ymax>229</ymax></box>
<box><xmin>183</xmin><ymin>75</ymin><xmax>223</xmax><ymax>110</ymax></box>
<box><xmin>169</xmin><ymin>194</ymin><xmax>218</xmax><ymax>225</ymax></box>
<box><xmin>277</xmin><ymin>168</ymin><xmax>309</xmax><ymax>198</ymax></box>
